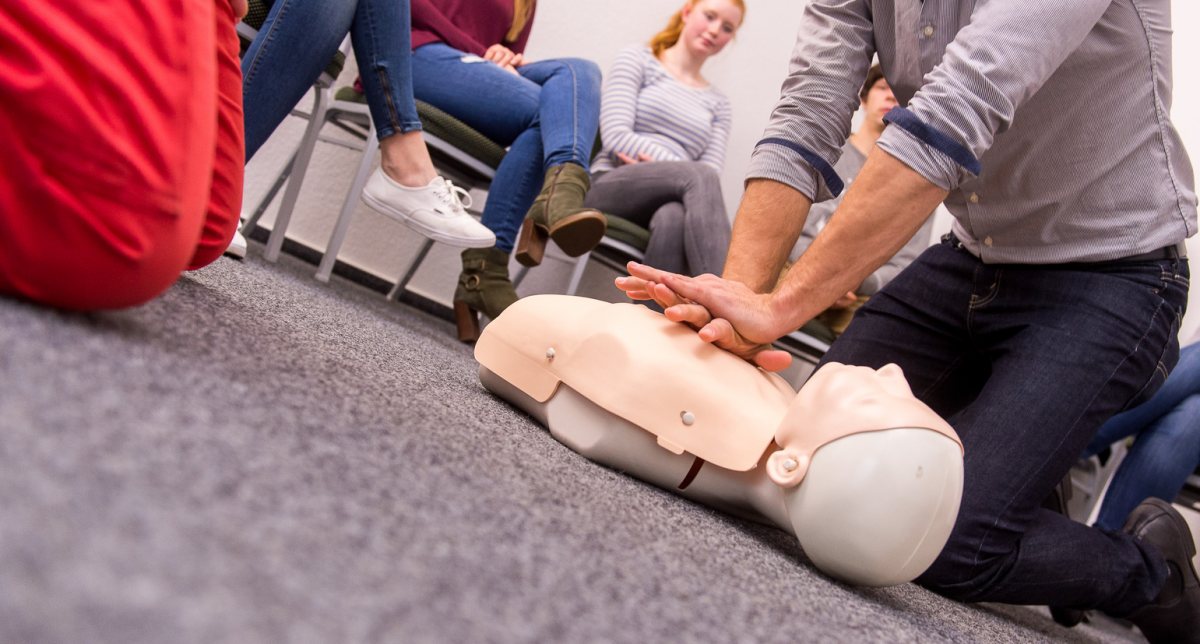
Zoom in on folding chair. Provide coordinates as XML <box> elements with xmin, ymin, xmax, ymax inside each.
<box><xmin>313</xmin><ymin>93</ymin><xmax>506</xmax><ymax>301</ymax></box>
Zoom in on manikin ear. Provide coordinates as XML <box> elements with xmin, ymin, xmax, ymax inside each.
<box><xmin>878</xmin><ymin>363</ymin><xmax>905</xmax><ymax>378</ymax></box>
<box><xmin>767</xmin><ymin>448</ymin><xmax>810</xmax><ymax>488</ymax></box>
<box><xmin>876</xmin><ymin>363</ymin><xmax>915</xmax><ymax>397</ymax></box>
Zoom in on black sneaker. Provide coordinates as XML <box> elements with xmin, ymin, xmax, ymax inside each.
<box><xmin>1121</xmin><ymin>498</ymin><xmax>1200</xmax><ymax>644</ymax></box>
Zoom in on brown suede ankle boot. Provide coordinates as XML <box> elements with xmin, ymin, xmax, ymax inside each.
<box><xmin>453</xmin><ymin>248</ymin><xmax>519</xmax><ymax>343</ymax></box>
<box><xmin>514</xmin><ymin>163</ymin><xmax>606</xmax><ymax>267</ymax></box>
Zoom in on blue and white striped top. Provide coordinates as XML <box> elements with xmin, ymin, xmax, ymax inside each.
<box><xmin>592</xmin><ymin>45</ymin><xmax>732</xmax><ymax>174</ymax></box>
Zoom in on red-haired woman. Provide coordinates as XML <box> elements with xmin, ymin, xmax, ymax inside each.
<box><xmin>583</xmin><ymin>0</ymin><xmax>744</xmax><ymax>279</ymax></box>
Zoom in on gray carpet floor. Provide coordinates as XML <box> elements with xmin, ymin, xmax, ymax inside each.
<box><xmin>0</xmin><ymin>248</ymin><xmax>1151</xmax><ymax>644</ymax></box>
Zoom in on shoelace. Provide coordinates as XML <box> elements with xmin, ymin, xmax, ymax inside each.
<box><xmin>434</xmin><ymin>180</ymin><xmax>473</xmax><ymax>216</ymax></box>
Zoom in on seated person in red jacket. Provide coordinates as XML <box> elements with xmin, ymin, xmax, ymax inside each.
<box><xmin>0</xmin><ymin>0</ymin><xmax>246</xmax><ymax>311</ymax></box>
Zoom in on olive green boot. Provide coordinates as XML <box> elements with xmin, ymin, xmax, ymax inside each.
<box><xmin>514</xmin><ymin>163</ymin><xmax>607</xmax><ymax>267</ymax></box>
<box><xmin>453</xmin><ymin>247</ymin><xmax>519</xmax><ymax>343</ymax></box>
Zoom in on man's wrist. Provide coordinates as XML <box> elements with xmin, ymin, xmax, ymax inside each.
<box><xmin>764</xmin><ymin>290</ymin><xmax>800</xmax><ymax>340</ymax></box>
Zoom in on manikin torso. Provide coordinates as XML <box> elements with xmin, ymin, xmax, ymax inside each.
<box><xmin>476</xmin><ymin>295</ymin><xmax>964</xmax><ymax>587</ymax></box>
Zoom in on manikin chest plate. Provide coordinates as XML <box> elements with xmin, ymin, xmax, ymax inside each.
<box><xmin>475</xmin><ymin>295</ymin><xmax>796</xmax><ymax>471</ymax></box>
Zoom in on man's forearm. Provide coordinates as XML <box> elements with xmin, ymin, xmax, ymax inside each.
<box><xmin>722</xmin><ymin>179</ymin><xmax>812</xmax><ymax>293</ymax></box>
<box><xmin>769</xmin><ymin>149</ymin><xmax>948</xmax><ymax>334</ymax></box>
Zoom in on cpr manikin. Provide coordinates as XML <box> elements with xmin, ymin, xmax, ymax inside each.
<box><xmin>475</xmin><ymin>295</ymin><xmax>964</xmax><ymax>587</ymax></box>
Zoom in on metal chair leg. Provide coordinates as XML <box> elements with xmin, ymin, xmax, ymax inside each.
<box><xmin>264</xmin><ymin>87</ymin><xmax>331</xmax><ymax>262</ymax></box>
<box><xmin>387</xmin><ymin>238</ymin><xmax>436</xmax><ymax>301</ymax></box>
<box><xmin>512</xmin><ymin>265</ymin><xmax>531</xmax><ymax>289</ymax></box>
<box><xmin>316</xmin><ymin>122</ymin><xmax>379</xmax><ymax>283</ymax></box>
<box><xmin>565</xmin><ymin>252</ymin><xmax>591</xmax><ymax>296</ymax></box>
<box><xmin>241</xmin><ymin>149</ymin><xmax>297</xmax><ymax>237</ymax></box>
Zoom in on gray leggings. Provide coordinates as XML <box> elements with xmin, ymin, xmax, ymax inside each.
<box><xmin>583</xmin><ymin>161</ymin><xmax>731</xmax><ymax>276</ymax></box>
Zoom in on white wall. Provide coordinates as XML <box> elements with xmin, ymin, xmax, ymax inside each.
<box><xmin>245</xmin><ymin>0</ymin><xmax>1200</xmax><ymax>336</ymax></box>
<box><xmin>1170</xmin><ymin>1</ymin><xmax>1200</xmax><ymax>342</ymax></box>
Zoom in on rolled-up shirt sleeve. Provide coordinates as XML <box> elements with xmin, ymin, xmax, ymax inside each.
<box><xmin>746</xmin><ymin>0</ymin><xmax>875</xmax><ymax>203</ymax></box>
<box><xmin>877</xmin><ymin>0</ymin><xmax>1113</xmax><ymax>190</ymax></box>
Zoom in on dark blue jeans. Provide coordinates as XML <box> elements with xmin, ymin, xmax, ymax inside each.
<box><xmin>821</xmin><ymin>234</ymin><xmax>1188</xmax><ymax>613</ymax></box>
<box><xmin>242</xmin><ymin>0</ymin><xmax>421</xmax><ymax>160</ymax></box>
<box><xmin>410</xmin><ymin>43</ymin><xmax>601</xmax><ymax>254</ymax></box>
<box><xmin>1083</xmin><ymin>342</ymin><xmax>1200</xmax><ymax>531</ymax></box>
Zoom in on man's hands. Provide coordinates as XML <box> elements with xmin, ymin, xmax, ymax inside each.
<box><xmin>612</xmin><ymin>148</ymin><xmax>947</xmax><ymax>375</ymax></box>
<box><xmin>616</xmin><ymin>263</ymin><xmax>794</xmax><ymax>372</ymax></box>
<box><xmin>616</xmin><ymin>152</ymin><xmax>656</xmax><ymax>165</ymax></box>
<box><xmin>229</xmin><ymin>0</ymin><xmax>248</xmax><ymax>19</ymax></box>
<box><xmin>484</xmin><ymin>44</ymin><xmax>525</xmax><ymax>74</ymax></box>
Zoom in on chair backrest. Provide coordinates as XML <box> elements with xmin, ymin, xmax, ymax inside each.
<box><xmin>244</xmin><ymin>0</ymin><xmax>273</xmax><ymax>30</ymax></box>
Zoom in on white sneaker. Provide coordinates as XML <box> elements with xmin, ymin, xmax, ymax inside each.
<box><xmin>224</xmin><ymin>229</ymin><xmax>247</xmax><ymax>259</ymax></box>
<box><xmin>361</xmin><ymin>171</ymin><xmax>495</xmax><ymax>248</ymax></box>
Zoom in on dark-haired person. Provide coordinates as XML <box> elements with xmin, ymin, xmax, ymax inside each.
<box><xmin>789</xmin><ymin>64</ymin><xmax>933</xmax><ymax>338</ymax></box>
<box><xmin>0</xmin><ymin>0</ymin><xmax>246</xmax><ymax>310</ymax></box>
<box><xmin>617</xmin><ymin>1</ymin><xmax>1199</xmax><ymax>640</ymax></box>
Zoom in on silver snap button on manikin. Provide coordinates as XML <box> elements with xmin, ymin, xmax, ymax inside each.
<box><xmin>782</xmin><ymin>458</ymin><xmax>799</xmax><ymax>472</ymax></box>
<box><xmin>681</xmin><ymin>411</ymin><xmax>695</xmax><ymax>425</ymax></box>
<box><xmin>545</xmin><ymin>348</ymin><xmax>555</xmax><ymax>360</ymax></box>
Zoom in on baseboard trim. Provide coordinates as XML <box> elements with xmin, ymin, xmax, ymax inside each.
<box><xmin>245</xmin><ymin>227</ymin><xmax>455</xmax><ymax>324</ymax></box>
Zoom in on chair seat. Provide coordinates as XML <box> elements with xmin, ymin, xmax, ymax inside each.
<box><xmin>602</xmin><ymin>215</ymin><xmax>650</xmax><ymax>253</ymax></box>
<box><xmin>415</xmin><ymin>100</ymin><xmax>507</xmax><ymax>170</ymax></box>
<box><xmin>335</xmin><ymin>88</ymin><xmax>507</xmax><ymax>171</ymax></box>
<box><xmin>798</xmin><ymin>318</ymin><xmax>837</xmax><ymax>345</ymax></box>
<box><xmin>333</xmin><ymin>86</ymin><xmax>367</xmax><ymax>104</ymax></box>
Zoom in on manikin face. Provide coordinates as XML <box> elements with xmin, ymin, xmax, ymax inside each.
<box><xmin>679</xmin><ymin>0</ymin><xmax>742</xmax><ymax>59</ymax></box>
<box><xmin>861</xmin><ymin>78</ymin><xmax>898</xmax><ymax>130</ymax></box>
<box><xmin>767</xmin><ymin>362</ymin><xmax>959</xmax><ymax>487</ymax></box>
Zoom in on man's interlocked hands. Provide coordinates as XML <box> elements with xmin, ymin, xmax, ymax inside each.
<box><xmin>614</xmin><ymin>151</ymin><xmax>948</xmax><ymax>375</ymax></box>
<box><xmin>616</xmin><ymin>263</ymin><xmax>795</xmax><ymax>372</ymax></box>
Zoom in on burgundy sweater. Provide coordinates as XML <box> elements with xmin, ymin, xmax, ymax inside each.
<box><xmin>411</xmin><ymin>0</ymin><xmax>537</xmax><ymax>56</ymax></box>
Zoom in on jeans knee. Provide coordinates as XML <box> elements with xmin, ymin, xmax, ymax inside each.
<box><xmin>915</xmin><ymin>534</ymin><xmax>1011</xmax><ymax>603</ymax></box>
<box><xmin>679</xmin><ymin>161</ymin><xmax>720</xmax><ymax>187</ymax></box>
<box><xmin>694</xmin><ymin>162</ymin><xmax>721</xmax><ymax>183</ymax></box>
<box><xmin>917</xmin><ymin>557</ymin><xmax>999</xmax><ymax>603</ymax></box>
<box><xmin>561</xmin><ymin>58</ymin><xmax>601</xmax><ymax>87</ymax></box>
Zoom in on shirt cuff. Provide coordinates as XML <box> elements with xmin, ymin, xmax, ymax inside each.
<box><xmin>745</xmin><ymin>139</ymin><xmax>841</xmax><ymax>203</ymax></box>
<box><xmin>877</xmin><ymin>107</ymin><xmax>980</xmax><ymax>191</ymax></box>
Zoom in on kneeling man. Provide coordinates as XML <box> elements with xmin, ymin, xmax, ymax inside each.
<box><xmin>618</xmin><ymin>1</ymin><xmax>1199</xmax><ymax>640</ymax></box>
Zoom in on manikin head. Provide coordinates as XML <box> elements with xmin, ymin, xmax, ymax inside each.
<box><xmin>768</xmin><ymin>363</ymin><xmax>964</xmax><ymax>586</ymax></box>
<box><xmin>650</xmin><ymin>0</ymin><xmax>745</xmax><ymax>61</ymax></box>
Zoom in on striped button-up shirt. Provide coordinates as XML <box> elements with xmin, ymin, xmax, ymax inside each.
<box><xmin>747</xmin><ymin>0</ymin><xmax>1197</xmax><ymax>264</ymax></box>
